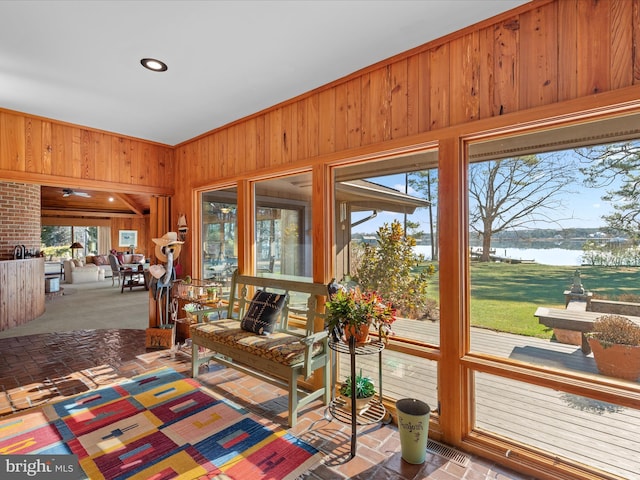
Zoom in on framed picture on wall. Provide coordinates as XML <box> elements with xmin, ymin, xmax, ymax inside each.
<box><xmin>118</xmin><ymin>230</ymin><xmax>138</xmax><ymax>247</ymax></box>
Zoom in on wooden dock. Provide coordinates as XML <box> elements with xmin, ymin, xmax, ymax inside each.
<box><xmin>337</xmin><ymin>318</ymin><xmax>640</xmax><ymax>480</ymax></box>
<box><xmin>469</xmin><ymin>248</ymin><xmax>535</xmax><ymax>264</ymax></box>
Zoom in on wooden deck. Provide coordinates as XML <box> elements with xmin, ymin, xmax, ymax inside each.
<box><xmin>337</xmin><ymin>318</ymin><xmax>640</xmax><ymax>480</ymax></box>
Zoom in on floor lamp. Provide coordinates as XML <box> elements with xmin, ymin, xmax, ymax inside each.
<box><xmin>70</xmin><ymin>242</ymin><xmax>83</xmax><ymax>259</ymax></box>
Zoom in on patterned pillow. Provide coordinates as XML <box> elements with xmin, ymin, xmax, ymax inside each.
<box><xmin>240</xmin><ymin>290</ymin><xmax>287</xmax><ymax>335</ymax></box>
<box><xmin>93</xmin><ymin>255</ymin><xmax>108</xmax><ymax>266</ymax></box>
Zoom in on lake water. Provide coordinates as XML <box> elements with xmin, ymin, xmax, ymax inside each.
<box><xmin>414</xmin><ymin>245</ymin><xmax>583</xmax><ymax>266</ymax></box>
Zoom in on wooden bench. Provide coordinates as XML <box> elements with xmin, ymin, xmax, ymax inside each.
<box><xmin>534</xmin><ymin>307</ymin><xmax>640</xmax><ymax>354</ymax></box>
<box><xmin>190</xmin><ymin>270</ymin><xmax>330</xmax><ymax>426</ymax></box>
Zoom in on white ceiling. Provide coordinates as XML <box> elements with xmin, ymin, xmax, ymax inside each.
<box><xmin>0</xmin><ymin>1</ymin><xmax>528</xmax><ymax>146</ymax></box>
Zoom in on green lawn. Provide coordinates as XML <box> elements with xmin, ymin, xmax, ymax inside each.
<box><xmin>421</xmin><ymin>262</ymin><xmax>640</xmax><ymax>339</ymax></box>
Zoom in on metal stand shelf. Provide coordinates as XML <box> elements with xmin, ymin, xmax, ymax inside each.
<box><xmin>328</xmin><ymin>337</ymin><xmax>388</xmax><ymax>458</ymax></box>
<box><xmin>169</xmin><ymin>279</ymin><xmax>227</xmax><ymax>341</ymax></box>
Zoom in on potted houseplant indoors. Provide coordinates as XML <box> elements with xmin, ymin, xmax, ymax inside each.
<box><xmin>339</xmin><ymin>369</ymin><xmax>375</xmax><ymax>410</ymax></box>
<box><xmin>325</xmin><ymin>283</ymin><xmax>396</xmax><ymax>344</ymax></box>
<box><xmin>586</xmin><ymin>314</ymin><xmax>640</xmax><ymax>381</ymax></box>
<box><xmin>206</xmin><ymin>286</ymin><xmax>217</xmax><ymax>301</ymax></box>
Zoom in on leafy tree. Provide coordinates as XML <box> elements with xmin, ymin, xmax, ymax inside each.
<box><xmin>405</xmin><ymin>219</ymin><xmax>424</xmax><ymax>241</ymax></box>
<box><xmin>469</xmin><ymin>154</ymin><xmax>577</xmax><ymax>261</ymax></box>
<box><xmin>41</xmin><ymin>225</ymin><xmax>98</xmax><ymax>256</ymax></box>
<box><xmin>352</xmin><ymin>220</ymin><xmax>434</xmax><ymax>319</ymax></box>
<box><xmin>582</xmin><ymin>239</ymin><xmax>640</xmax><ymax>267</ymax></box>
<box><xmin>41</xmin><ymin>226</ymin><xmax>70</xmax><ymax>248</ymax></box>
<box><xmin>577</xmin><ymin>141</ymin><xmax>640</xmax><ymax>241</ymax></box>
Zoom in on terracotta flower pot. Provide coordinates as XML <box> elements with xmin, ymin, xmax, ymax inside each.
<box><xmin>587</xmin><ymin>337</ymin><xmax>640</xmax><ymax>381</ymax></box>
<box><xmin>344</xmin><ymin>324</ymin><xmax>370</xmax><ymax>345</ymax></box>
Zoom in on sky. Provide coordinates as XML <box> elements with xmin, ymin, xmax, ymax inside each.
<box><xmin>351</xmin><ymin>171</ymin><xmax>617</xmax><ymax>235</ymax></box>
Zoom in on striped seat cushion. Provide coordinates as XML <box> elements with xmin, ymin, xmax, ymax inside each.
<box><xmin>190</xmin><ymin>319</ymin><xmax>323</xmax><ymax>366</ymax></box>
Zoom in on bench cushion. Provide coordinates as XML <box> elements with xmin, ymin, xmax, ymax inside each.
<box><xmin>191</xmin><ymin>320</ymin><xmax>323</xmax><ymax>366</ymax></box>
<box><xmin>240</xmin><ymin>290</ymin><xmax>286</xmax><ymax>335</ymax></box>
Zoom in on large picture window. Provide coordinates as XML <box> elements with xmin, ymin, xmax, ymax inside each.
<box><xmin>253</xmin><ymin>172</ymin><xmax>312</xmax><ymax>280</ymax></box>
<box><xmin>466</xmin><ymin>113</ymin><xmax>640</xmax><ymax>479</ymax></box>
<box><xmin>332</xmin><ymin>150</ymin><xmax>439</xmax><ymax>409</ymax></box>
<box><xmin>200</xmin><ymin>187</ymin><xmax>238</xmax><ymax>284</ymax></box>
<box><xmin>41</xmin><ymin>225</ymin><xmax>98</xmax><ymax>259</ymax></box>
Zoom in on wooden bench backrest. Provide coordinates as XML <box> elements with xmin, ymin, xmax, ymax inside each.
<box><xmin>226</xmin><ymin>269</ymin><xmax>328</xmax><ymax>335</ymax></box>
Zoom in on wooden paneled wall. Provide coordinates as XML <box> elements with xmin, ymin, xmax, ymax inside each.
<box><xmin>0</xmin><ymin>109</ymin><xmax>174</xmax><ymax>194</ymax></box>
<box><xmin>175</xmin><ymin>0</ymin><xmax>639</xmax><ymax>165</ymax></box>
<box><xmin>110</xmin><ymin>217</ymin><xmax>151</xmax><ymax>257</ymax></box>
<box><xmin>173</xmin><ymin>0</ymin><xmax>640</xmax><ymax>276</ymax></box>
<box><xmin>0</xmin><ymin>109</ymin><xmax>173</xmax><ymax>264</ymax></box>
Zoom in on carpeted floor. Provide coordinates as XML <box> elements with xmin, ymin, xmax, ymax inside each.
<box><xmin>0</xmin><ymin>367</ymin><xmax>323</xmax><ymax>479</ymax></box>
<box><xmin>0</xmin><ymin>279</ymin><xmax>149</xmax><ymax>339</ymax></box>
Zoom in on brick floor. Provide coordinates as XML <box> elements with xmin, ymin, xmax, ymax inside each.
<box><xmin>0</xmin><ymin>330</ymin><xmax>537</xmax><ymax>479</ymax></box>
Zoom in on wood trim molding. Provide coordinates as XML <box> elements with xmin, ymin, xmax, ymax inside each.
<box><xmin>0</xmin><ymin>170</ymin><xmax>174</xmax><ymax>196</ymax></box>
<box><xmin>40</xmin><ymin>209</ymin><xmax>145</xmax><ymax>219</ymax></box>
<box><xmin>0</xmin><ymin>106</ymin><xmax>173</xmax><ymax>147</ymax></box>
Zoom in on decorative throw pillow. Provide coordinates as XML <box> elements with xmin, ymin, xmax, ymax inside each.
<box><xmin>240</xmin><ymin>290</ymin><xmax>287</xmax><ymax>335</ymax></box>
<box><xmin>72</xmin><ymin>259</ymin><xmax>83</xmax><ymax>267</ymax></box>
<box><xmin>116</xmin><ymin>253</ymin><xmax>125</xmax><ymax>264</ymax></box>
<box><xmin>132</xmin><ymin>254</ymin><xmax>144</xmax><ymax>264</ymax></box>
<box><xmin>93</xmin><ymin>255</ymin><xmax>108</xmax><ymax>266</ymax></box>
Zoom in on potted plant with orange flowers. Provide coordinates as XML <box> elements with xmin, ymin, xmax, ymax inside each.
<box><xmin>325</xmin><ymin>282</ymin><xmax>396</xmax><ymax>345</ymax></box>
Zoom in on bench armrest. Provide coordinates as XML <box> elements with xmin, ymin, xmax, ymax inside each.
<box><xmin>300</xmin><ymin>330</ymin><xmax>328</xmax><ymax>378</ymax></box>
<box><xmin>300</xmin><ymin>329</ymin><xmax>328</xmax><ymax>345</ymax></box>
<box><xmin>191</xmin><ymin>305</ymin><xmax>228</xmax><ymax>323</ymax></box>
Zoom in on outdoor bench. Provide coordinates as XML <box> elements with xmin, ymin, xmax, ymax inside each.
<box><xmin>534</xmin><ymin>306</ymin><xmax>640</xmax><ymax>354</ymax></box>
<box><xmin>189</xmin><ymin>269</ymin><xmax>330</xmax><ymax>426</ymax></box>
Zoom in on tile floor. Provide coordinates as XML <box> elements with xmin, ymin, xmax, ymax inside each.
<box><xmin>0</xmin><ymin>329</ymin><xmax>537</xmax><ymax>479</ymax></box>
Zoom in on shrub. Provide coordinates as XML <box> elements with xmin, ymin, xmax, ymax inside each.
<box><xmin>590</xmin><ymin>315</ymin><xmax>640</xmax><ymax>346</ymax></box>
<box><xmin>41</xmin><ymin>245</ymin><xmax>71</xmax><ymax>259</ymax></box>
<box><xmin>351</xmin><ymin>220</ymin><xmax>435</xmax><ymax>319</ymax></box>
<box><xmin>617</xmin><ymin>294</ymin><xmax>640</xmax><ymax>304</ymax></box>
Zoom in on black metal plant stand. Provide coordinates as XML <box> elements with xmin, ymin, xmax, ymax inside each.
<box><xmin>328</xmin><ymin>336</ymin><xmax>387</xmax><ymax>458</ymax></box>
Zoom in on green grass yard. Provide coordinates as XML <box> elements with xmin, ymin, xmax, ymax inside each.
<box><xmin>422</xmin><ymin>262</ymin><xmax>640</xmax><ymax>339</ymax></box>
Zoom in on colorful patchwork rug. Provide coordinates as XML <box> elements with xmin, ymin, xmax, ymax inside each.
<box><xmin>0</xmin><ymin>367</ymin><xmax>323</xmax><ymax>479</ymax></box>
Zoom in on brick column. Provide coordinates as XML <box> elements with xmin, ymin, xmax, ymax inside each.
<box><xmin>0</xmin><ymin>182</ymin><xmax>41</xmax><ymax>260</ymax></box>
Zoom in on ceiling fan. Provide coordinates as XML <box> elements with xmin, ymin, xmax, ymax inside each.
<box><xmin>62</xmin><ymin>188</ymin><xmax>91</xmax><ymax>198</ymax></box>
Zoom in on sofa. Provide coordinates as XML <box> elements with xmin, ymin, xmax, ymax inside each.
<box><xmin>86</xmin><ymin>254</ymin><xmax>145</xmax><ymax>278</ymax></box>
<box><xmin>117</xmin><ymin>253</ymin><xmax>145</xmax><ymax>265</ymax></box>
<box><xmin>63</xmin><ymin>259</ymin><xmax>105</xmax><ymax>284</ymax></box>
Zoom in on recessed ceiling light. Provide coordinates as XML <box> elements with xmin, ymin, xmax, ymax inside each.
<box><xmin>108</xmin><ymin>197</ymin><xmax>114</xmax><ymax>202</ymax></box>
<box><xmin>140</xmin><ymin>58</ymin><xmax>168</xmax><ymax>72</ymax></box>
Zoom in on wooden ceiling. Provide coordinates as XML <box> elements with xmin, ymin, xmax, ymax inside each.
<box><xmin>41</xmin><ymin>186</ymin><xmax>150</xmax><ymax>219</ymax></box>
